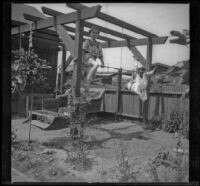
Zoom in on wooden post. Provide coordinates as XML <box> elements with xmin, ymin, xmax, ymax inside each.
<box><xmin>26</xmin><ymin>96</ymin><xmax>29</xmax><ymax>117</ymax></box>
<box><xmin>115</xmin><ymin>68</ymin><xmax>122</xmax><ymax>121</ymax></box>
<box><xmin>72</xmin><ymin>10</ymin><xmax>84</xmax><ymax>99</ymax></box>
<box><xmin>143</xmin><ymin>37</ymin><xmax>153</xmax><ymax>124</ymax></box>
<box><xmin>65</xmin><ymin>54</ymin><xmax>73</xmax><ymax>69</ymax></box>
<box><xmin>154</xmin><ymin>94</ymin><xmax>160</xmax><ymax>117</ymax></box>
<box><xmin>161</xmin><ymin>95</ymin><xmax>167</xmax><ymax>119</ymax></box>
<box><xmin>60</xmin><ymin>46</ymin><xmax>66</xmax><ymax>94</ymax></box>
<box><xmin>154</xmin><ymin>84</ymin><xmax>162</xmax><ymax>117</ymax></box>
<box><xmin>28</xmin><ymin>89</ymin><xmax>33</xmax><ymax>145</ymax></box>
<box><xmin>139</xmin><ymin>99</ymin><xmax>143</xmax><ymax>119</ymax></box>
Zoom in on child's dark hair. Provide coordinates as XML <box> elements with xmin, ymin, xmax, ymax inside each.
<box><xmin>89</xmin><ymin>26</ymin><xmax>100</xmax><ymax>35</ymax></box>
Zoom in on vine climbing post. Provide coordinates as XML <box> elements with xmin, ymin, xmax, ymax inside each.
<box><xmin>72</xmin><ymin>10</ymin><xmax>84</xmax><ymax>99</ymax></box>
<box><xmin>143</xmin><ymin>37</ymin><xmax>153</xmax><ymax>127</ymax></box>
<box><xmin>60</xmin><ymin>45</ymin><xmax>66</xmax><ymax>94</ymax></box>
<box><xmin>70</xmin><ymin>9</ymin><xmax>85</xmax><ymax>139</ymax></box>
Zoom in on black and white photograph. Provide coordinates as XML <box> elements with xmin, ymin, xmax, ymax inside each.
<box><xmin>8</xmin><ymin>2</ymin><xmax>193</xmax><ymax>183</ymax></box>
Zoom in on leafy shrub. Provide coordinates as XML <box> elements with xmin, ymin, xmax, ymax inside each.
<box><xmin>64</xmin><ymin>141</ymin><xmax>92</xmax><ymax>171</ymax></box>
<box><xmin>148</xmin><ymin>148</ymin><xmax>189</xmax><ymax>182</ymax></box>
<box><xmin>14</xmin><ymin>151</ymin><xmax>30</xmax><ymax>161</ymax></box>
<box><xmin>162</xmin><ymin>100</ymin><xmax>189</xmax><ymax>139</ymax></box>
<box><xmin>11</xmin><ymin>49</ymin><xmax>51</xmax><ymax>94</ymax></box>
<box><xmin>149</xmin><ymin>116</ymin><xmax>163</xmax><ymax>130</ymax></box>
<box><xmin>115</xmin><ymin>141</ymin><xmax>136</xmax><ymax>182</ymax></box>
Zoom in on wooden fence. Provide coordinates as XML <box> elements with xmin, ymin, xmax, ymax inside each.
<box><xmin>101</xmin><ymin>89</ymin><xmax>189</xmax><ymax>120</ymax></box>
<box><xmin>12</xmin><ymin>84</ymin><xmax>189</xmax><ymax>121</ymax></box>
<box><xmin>12</xmin><ymin>93</ymin><xmax>54</xmax><ymax>116</ymax></box>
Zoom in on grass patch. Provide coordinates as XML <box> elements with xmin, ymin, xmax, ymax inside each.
<box><xmin>42</xmin><ymin>137</ymin><xmax>69</xmax><ymax>149</ymax></box>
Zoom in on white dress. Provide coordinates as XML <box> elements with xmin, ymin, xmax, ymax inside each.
<box><xmin>126</xmin><ymin>74</ymin><xmax>148</xmax><ymax>101</ymax></box>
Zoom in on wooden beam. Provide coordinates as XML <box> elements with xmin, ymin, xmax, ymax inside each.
<box><xmin>23</xmin><ymin>13</ymin><xmax>62</xmax><ymax>42</ymax></box>
<box><xmin>143</xmin><ymin>38</ymin><xmax>153</xmax><ymax>122</ymax></box>
<box><xmin>60</xmin><ymin>46</ymin><xmax>66</xmax><ymax>94</ymax></box>
<box><xmin>33</xmin><ymin>32</ymin><xmax>60</xmax><ymax>42</ymax></box>
<box><xmin>42</xmin><ymin>6</ymin><xmax>136</xmax><ymax>40</ymax></box>
<box><xmin>41</xmin><ymin>7</ymin><xmax>116</xmax><ymax>42</ymax></box>
<box><xmin>38</xmin><ymin>29</ymin><xmax>59</xmax><ymax>37</ymax></box>
<box><xmin>65</xmin><ymin>55</ymin><xmax>73</xmax><ymax>69</ymax></box>
<box><xmin>23</xmin><ymin>13</ymin><xmax>45</xmax><ymax>22</ymax></box>
<box><xmin>146</xmin><ymin>38</ymin><xmax>153</xmax><ymax>72</ymax></box>
<box><xmin>128</xmin><ymin>46</ymin><xmax>147</xmax><ymax>68</ymax></box>
<box><xmin>101</xmin><ymin>36</ymin><xmax>168</xmax><ymax>48</ymax></box>
<box><xmin>64</xmin><ymin>25</ymin><xmax>115</xmax><ymax>42</ymax></box>
<box><xmin>12</xmin><ymin>5</ymin><xmax>101</xmax><ymax>35</ymax></box>
<box><xmin>84</xmin><ymin>22</ymin><xmax>136</xmax><ymax>40</ymax></box>
<box><xmin>42</xmin><ymin>6</ymin><xmax>64</xmax><ymax>16</ymax></box>
<box><xmin>33</xmin><ymin>36</ymin><xmax>60</xmax><ymax>46</ymax></box>
<box><xmin>55</xmin><ymin>25</ymin><xmax>75</xmax><ymax>57</ymax></box>
<box><xmin>115</xmin><ymin>68</ymin><xmax>122</xmax><ymax>121</ymax></box>
<box><xmin>23</xmin><ymin>14</ymin><xmax>76</xmax><ymax>49</ymax></box>
<box><xmin>72</xmin><ymin>12</ymin><xmax>84</xmax><ymax>98</ymax></box>
<box><xmin>12</xmin><ymin>20</ymin><xmax>26</xmax><ymax>26</ymax></box>
<box><xmin>16</xmin><ymin>33</ymin><xmax>60</xmax><ymax>46</ymax></box>
<box><xmin>67</xmin><ymin>3</ymin><xmax>157</xmax><ymax>38</ymax></box>
<box><xmin>23</xmin><ymin>14</ymin><xmax>80</xmax><ymax>53</ymax></box>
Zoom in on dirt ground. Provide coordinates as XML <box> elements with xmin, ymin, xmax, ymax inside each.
<box><xmin>11</xmin><ymin>116</ymin><xmax>189</xmax><ymax>183</ymax></box>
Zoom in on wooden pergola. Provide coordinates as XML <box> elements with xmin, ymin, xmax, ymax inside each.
<box><xmin>12</xmin><ymin>3</ymin><xmax>168</xmax><ymax>121</ymax></box>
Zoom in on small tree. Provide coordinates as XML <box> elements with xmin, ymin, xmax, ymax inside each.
<box><xmin>11</xmin><ymin>48</ymin><xmax>51</xmax><ymax>145</ymax></box>
<box><xmin>169</xmin><ymin>29</ymin><xmax>190</xmax><ymax>98</ymax></box>
<box><xmin>11</xmin><ymin>48</ymin><xmax>51</xmax><ymax>95</ymax></box>
<box><xmin>169</xmin><ymin>29</ymin><xmax>190</xmax><ymax>47</ymax></box>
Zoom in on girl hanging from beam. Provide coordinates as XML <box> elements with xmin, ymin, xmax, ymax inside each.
<box><xmin>82</xmin><ymin>26</ymin><xmax>105</xmax><ymax>92</ymax></box>
<box><xmin>125</xmin><ymin>67</ymin><xmax>157</xmax><ymax>101</ymax></box>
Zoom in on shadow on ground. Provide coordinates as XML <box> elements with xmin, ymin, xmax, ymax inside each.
<box><xmin>83</xmin><ymin>125</ymin><xmax>151</xmax><ymax>149</ymax></box>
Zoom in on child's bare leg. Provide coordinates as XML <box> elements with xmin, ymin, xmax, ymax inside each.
<box><xmin>86</xmin><ymin>64</ymin><xmax>99</xmax><ymax>84</ymax></box>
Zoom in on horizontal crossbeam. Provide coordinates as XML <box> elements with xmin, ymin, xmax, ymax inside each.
<box><xmin>41</xmin><ymin>7</ymin><xmax>115</xmax><ymax>42</ymax></box>
<box><xmin>22</xmin><ymin>14</ymin><xmax>107</xmax><ymax>44</ymax></box>
<box><xmin>12</xmin><ymin>33</ymin><xmax>61</xmax><ymax>46</ymax></box>
<box><xmin>12</xmin><ymin>5</ymin><xmax>101</xmax><ymax>35</ymax></box>
<box><xmin>42</xmin><ymin>6</ymin><xmax>136</xmax><ymax>40</ymax></box>
<box><xmin>67</xmin><ymin>3</ymin><xmax>157</xmax><ymax>38</ymax></box>
<box><xmin>101</xmin><ymin>36</ymin><xmax>168</xmax><ymax>48</ymax></box>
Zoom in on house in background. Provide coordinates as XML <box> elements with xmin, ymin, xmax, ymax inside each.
<box><xmin>163</xmin><ymin>60</ymin><xmax>189</xmax><ymax>85</ymax></box>
<box><xmin>11</xmin><ymin>3</ymin><xmax>62</xmax><ymax>115</ymax></box>
<box><xmin>151</xmin><ymin>62</ymin><xmax>170</xmax><ymax>73</ymax></box>
<box><xmin>12</xmin><ymin>3</ymin><xmax>60</xmax><ymax>91</ymax></box>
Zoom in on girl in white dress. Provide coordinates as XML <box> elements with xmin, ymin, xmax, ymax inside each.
<box><xmin>125</xmin><ymin>67</ymin><xmax>156</xmax><ymax>101</ymax></box>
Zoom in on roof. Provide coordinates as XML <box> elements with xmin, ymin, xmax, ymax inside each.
<box><xmin>165</xmin><ymin>60</ymin><xmax>189</xmax><ymax>75</ymax></box>
<box><xmin>12</xmin><ymin>3</ymin><xmax>47</xmax><ymax>25</ymax></box>
<box><xmin>152</xmin><ymin>63</ymin><xmax>170</xmax><ymax>68</ymax></box>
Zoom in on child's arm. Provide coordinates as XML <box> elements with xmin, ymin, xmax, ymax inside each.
<box><xmin>145</xmin><ymin>67</ymin><xmax>157</xmax><ymax>75</ymax></box>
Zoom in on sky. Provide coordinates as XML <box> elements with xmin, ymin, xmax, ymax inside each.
<box><xmin>26</xmin><ymin>3</ymin><xmax>189</xmax><ymax>71</ymax></box>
